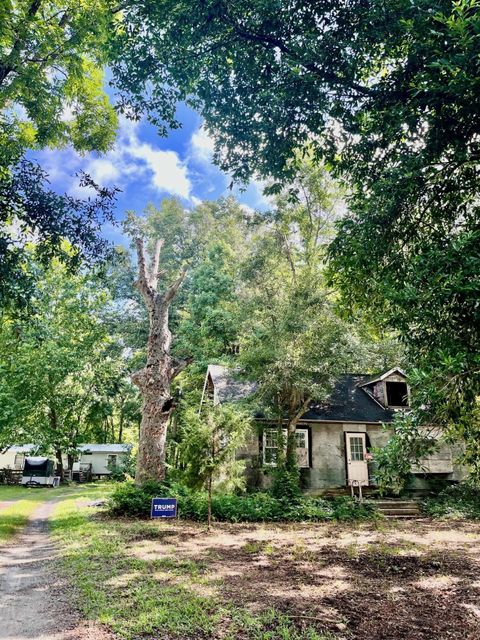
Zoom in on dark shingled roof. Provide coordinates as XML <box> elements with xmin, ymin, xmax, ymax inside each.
<box><xmin>303</xmin><ymin>374</ymin><xmax>395</xmax><ymax>424</ymax></box>
<box><xmin>206</xmin><ymin>366</ymin><xmax>396</xmax><ymax>424</ymax></box>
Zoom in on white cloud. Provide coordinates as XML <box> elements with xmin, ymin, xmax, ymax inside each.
<box><xmin>87</xmin><ymin>158</ymin><xmax>121</xmax><ymax>183</ymax></box>
<box><xmin>128</xmin><ymin>141</ymin><xmax>191</xmax><ymax>198</ymax></box>
<box><xmin>190</xmin><ymin>126</ymin><xmax>215</xmax><ymax>163</ymax></box>
<box><xmin>34</xmin><ymin>116</ymin><xmax>193</xmax><ymax>201</ymax></box>
<box><xmin>239</xmin><ymin>203</ymin><xmax>254</xmax><ymax>215</ymax></box>
<box><xmin>250</xmin><ymin>177</ymin><xmax>273</xmax><ymax>208</ymax></box>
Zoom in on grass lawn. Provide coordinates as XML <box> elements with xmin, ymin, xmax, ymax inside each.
<box><xmin>49</xmin><ymin>498</ymin><xmax>480</xmax><ymax>640</ymax></box>
<box><xmin>0</xmin><ymin>482</ymin><xmax>113</xmax><ymax>543</ymax></box>
<box><xmin>0</xmin><ymin>500</ymin><xmax>40</xmax><ymax>543</ymax></box>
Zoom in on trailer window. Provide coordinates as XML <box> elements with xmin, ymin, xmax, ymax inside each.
<box><xmin>107</xmin><ymin>454</ymin><xmax>118</xmax><ymax>469</ymax></box>
<box><xmin>14</xmin><ymin>453</ymin><xmax>25</xmax><ymax>469</ymax></box>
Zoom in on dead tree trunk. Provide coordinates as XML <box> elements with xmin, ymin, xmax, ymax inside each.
<box><xmin>132</xmin><ymin>237</ymin><xmax>187</xmax><ymax>486</ymax></box>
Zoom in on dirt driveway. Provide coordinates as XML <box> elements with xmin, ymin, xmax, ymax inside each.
<box><xmin>125</xmin><ymin>517</ymin><xmax>480</xmax><ymax>639</ymax></box>
<box><xmin>0</xmin><ymin>501</ymin><xmax>112</xmax><ymax>640</ymax></box>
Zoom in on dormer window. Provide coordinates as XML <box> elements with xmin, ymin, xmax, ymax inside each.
<box><xmin>385</xmin><ymin>381</ymin><xmax>409</xmax><ymax>407</ymax></box>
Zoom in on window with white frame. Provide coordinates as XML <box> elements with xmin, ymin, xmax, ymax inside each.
<box><xmin>14</xmin><ymin>453</ymin><xmax>25</xmax><ymax>469</ymax></box>
<box><xmin>264</xmin><ymin>429</ymin><xmax>281</xmax><ymax>465</ymax></box>
<box><xmin>262</xmin><ymin>428</ymin><xmax>309</xmax><ymax>468</ymax></box>
<box><xmin>106</xmin><ymin>454</ymin><xmax>118</xmax><ymax>469</ymax></box>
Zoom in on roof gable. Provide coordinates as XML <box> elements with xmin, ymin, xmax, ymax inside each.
<box><xmin>202</xmin><ymin>364</ymin><xmax>257</xmax><ymax>405</ymax></box>
<box><xmin>358</xmin><ymin>367</ymin><xmax>407</xmax><ymax>387</ymax></box>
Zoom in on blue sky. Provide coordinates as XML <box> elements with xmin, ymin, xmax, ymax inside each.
<box><xmin>31</xmin><ymin>104</ymin><xmax>269</xmax><ymax>247</ymax></box>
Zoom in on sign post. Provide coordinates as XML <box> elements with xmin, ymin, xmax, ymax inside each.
<box><xmin>151</xmin><ymin>497</ymin><xmax>178</xmax><ymax>519</ymax></box>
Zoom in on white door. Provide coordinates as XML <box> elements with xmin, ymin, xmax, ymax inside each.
<box><xmin>346</xmin><ymin>433</ymin><xmax>369</xmax><ymax>486</ymax></box>
<box><xmin>295</xmin><ymin>429</ymin><xmax>309</xmax><ymax>468</ymax></box>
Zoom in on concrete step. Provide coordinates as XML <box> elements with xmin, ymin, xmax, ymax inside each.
<box><xmin>379</xmin><ymin>509</ymin><xmax>420</xmax><ymax>516</ymax></box>
<box><xmin>368</xmin><ymin>499</ymin><xmax>422</xmax><ymax>519</ymax></box>
<box><xmin>384</xmin><ymin>515</ymin><xmax>425</xmax><ymax>520</ymax></box>
<box><xmin>374</xmin><ymin>499</ymin><xmax>418</xmax><ymax>504</ymax></box>
<box><xmin>369</xmin><ymin>500</ymin><xmax>420</xmax><ymax>508</ymax></box>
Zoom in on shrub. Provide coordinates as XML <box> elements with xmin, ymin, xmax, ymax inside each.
<box><xmin>109</xmin><ymin>481</ymin><xmax>377</xmax><ymax>523</ymax></box>
<box><xmin>269</xmin><ymin>466</ymin><xmax>302</xmax><ymax>502</ymax></box>
<box><xmin>422</xmin><ymin>482</ymin><xmax>480</xmax><ymax>520</ymax></box>
<box><xmin>108</xmin><ymin>480</ymin><xmax>169</xmax><ymax>517</ymax></box>
<box><xmin>107</xmin><ymin>449</ymin><xmax>137</xmax><ymax>482</ymax></box>
<box><xmin>330</xmin><ymin>496</ymin><xmax>377</xmax><ymax>521</ymax></box>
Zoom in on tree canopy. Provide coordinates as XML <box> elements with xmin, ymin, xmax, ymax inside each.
<box><xmin>0</xmin><ymin>0</ymin><xmax>119</xmax><ymax>158</ymax></box>
<box><xmin>0</xmin><ymin>251</ymin><xmax>140</xmax><ymax>468</ymax></box>
<box><xmin>111</xmin><ymin>0</ymin><xmax>480</xmax><ymax>452</ymax></box>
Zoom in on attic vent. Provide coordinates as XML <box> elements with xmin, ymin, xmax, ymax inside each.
<box><xmin>386</xmin><ymin>381</ymin><xmax>409</xmax><ymax>407</ymax></box>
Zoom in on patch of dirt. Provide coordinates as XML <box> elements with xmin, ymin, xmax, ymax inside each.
<box><xmin>121</xmin><ymin>518</ymin><xmax>480</xmax><ymax>640</ymax></box>
<box><xmin>0</xmin><ymin>502</ymin><xmax>115</xmax><ymax>640</ymax></box>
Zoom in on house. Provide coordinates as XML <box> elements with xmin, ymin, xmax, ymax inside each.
<box><xmin>201</xmin><ymin>365</ymin><xmax>464</xmax><ymax>493</ymax></box>
<box><xmin>73</xmin><ymin>444</ymin><xmax>131</xmax><ymax>477</ymax></box>
<box><xmin>0</xmin><ymin>445</ymin><xmax>37</xmax><ymax>470</ymax></box>
<box><xmin>0</xmin><ymin>444</ymin><xmax>131</xmax><ymax>478</ymax></box>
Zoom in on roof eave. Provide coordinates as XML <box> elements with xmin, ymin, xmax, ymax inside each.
<box><xmin>357</xmin><ymin>367</ymin><xmax>407</xmax><ymax>388</ymax></box>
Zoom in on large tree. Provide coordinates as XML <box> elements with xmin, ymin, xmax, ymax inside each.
<box><xmin>239</xmin><ymin>165</ymin><xmax>402</xmax><ymax>471</ymax></box>
<box><xmin>131</xmin><ymin>234</ymin><xmax>187</xmax><ymax>484</ymax></box>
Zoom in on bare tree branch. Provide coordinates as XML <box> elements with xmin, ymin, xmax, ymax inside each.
<box><xmin>148</xmin><ymin>238</ymin><xmax>164</xmax><ymax>290</ymax></box>
<box><xmin>135</xmin><ymin>237</ymin><xmax>155</xmax><ymax>309</ymax></box>
<box><xmin>171</xmin><ymin>357</ymin><xmax>193</xmax><ymax>380</ymax></box>
<box><xmin>163</xmin><ymin>267</ymin><xmax>187</xmax><ymax>304</ymax></box>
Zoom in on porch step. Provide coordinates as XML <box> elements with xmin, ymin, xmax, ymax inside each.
<box><xmin>369</xmin><ymin>500</ymin><xmax>422</xmax><ymax>519</ymax></box>
<box><xmin>313</xmin><ymin>487</ymin><xmax>377</xmax><ymax>498</ymax></box>
<box><xmin>380</xmin><ymin>509</ymin><xmax>420</xmax><ymax>517</ymax></box>
<box><xmin>375</xmin><ymin>503</ymin><xmax>420</xmax><ymax>509</ymax></box>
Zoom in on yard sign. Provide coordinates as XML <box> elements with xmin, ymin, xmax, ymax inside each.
<box><xmin>151</xmin><ymin>497</ymin><xmax>177</xmax><ymax>518</ymax></box>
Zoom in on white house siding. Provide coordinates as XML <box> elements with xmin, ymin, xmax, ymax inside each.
<box><xmin>78</xmin><ymin>451</ymin><xmax>123</xmax><ymax>475</ymax></box>
<box><xmin>0</xmin><ymin>450</ymin><xmax>19</xmax><ymax>469</ymax></box>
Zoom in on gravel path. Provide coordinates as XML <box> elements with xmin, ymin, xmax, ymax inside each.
<box><xmin>0</xmin><ymin>501</ymin><xmax>113</xmax><ymax>640</ymax></box>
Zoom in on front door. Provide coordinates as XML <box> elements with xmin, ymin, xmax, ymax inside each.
<box><xmin>345</xmin><ymin>432</ymin><xmax>369</xmax><ymax>486</ymax></box>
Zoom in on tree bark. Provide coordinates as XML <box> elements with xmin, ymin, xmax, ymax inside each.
<box><xmin>118</xmin><ymin>398</ymin><xmax>124</xmax><ymax>444</ymax></box>
<box><xmin>207</xmin><ymin>475</ymin><xmax>212</xmax><ymax>530</ymax></box>
<box><xmin>49</xmin><ymin>405</ymin><xmax>65</xmax><ymax>481</ymax></box>
<box><xmin>55</xmin><ymin>449</ymin><xmax>64</xmax><ymax>481</ymax></box>
<box><xmin>132</xmin><ymin>237</ymin><xmax>187</xmax><ymax>485</ymax></box>
<box><xmin>285</xmin><ymin>396</ymin><xmax>311</xmax><ymax>470</ymax></box>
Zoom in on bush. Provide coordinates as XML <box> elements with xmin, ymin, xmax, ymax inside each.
<box><xmin>109</xmin><ymin>481</ymin><xmax>378</xmax><ymax>523</ymax></box>
<box><xmin>330</xmin><ymin>496</ymin><xmax>377</xmax><ymax>521</ymax></box>
<box><xmin>108</xmin><ymin>480</ymin><xmax>169</xmax><ymax>517</ymax></box>
<box><xmin>422</xmin><ymin>482</ymin><xmax>480</xmax><ymax>520</ymax></box>
<box><xmin>269</xmin><ymin>466</ymin><xmax>302</xmax><ymax>502</ymax></box>
<box><xmin>107</xmin><ymin>449</ymin><xmax>137</xmax><ymax>483</ymax></box>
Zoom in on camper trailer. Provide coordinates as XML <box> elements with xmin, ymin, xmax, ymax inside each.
<box><xmin>21</xmin><ymin>457</ymin><xmax>58</xmax><ymax>486</ymax></box>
